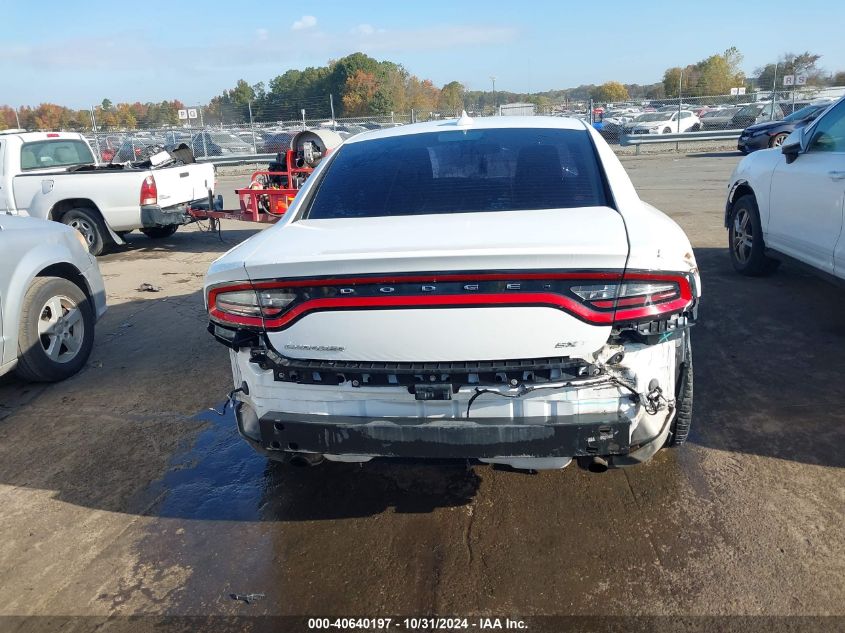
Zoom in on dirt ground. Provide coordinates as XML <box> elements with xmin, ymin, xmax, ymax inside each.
<box><xmin>0</xmin><ymin>151</ymin><xmax>843</xmax><ymax>631</ymax></box>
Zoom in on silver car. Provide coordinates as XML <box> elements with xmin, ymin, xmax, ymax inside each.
<box><xmin>0</xmin><ymin>215</ymin><xmax>107</xmax><ymax>381</ymax></box>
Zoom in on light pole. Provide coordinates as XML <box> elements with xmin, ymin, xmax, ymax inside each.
<box><xmin>490</xmin><ymin>76</ymin><xmax>497</xmax><ymax>115</ymax></box>
<box><xmin>771</xmin><ymin>63</ymin><xmax>778</xmax><ymax>121</ymax></box>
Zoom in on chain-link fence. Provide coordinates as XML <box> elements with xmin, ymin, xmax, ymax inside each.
<box><xmin>583</xmin><ymin>86</ymin><xmax>844</xmax><ymax>145</ymax></box>
<box><xmin>75</xmin><ymin>85</ymin><xmax>844</xmax><ymax>161</ymax></box>
<box><xmin>85</xmin><ymin>112</ymin><xmax>416</xmax><ymax>161</ymax></box>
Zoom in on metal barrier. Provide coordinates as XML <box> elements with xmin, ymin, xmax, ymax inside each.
<box><xmin>198</xmin><ymin>153</ymin><xmax>276</xmax><ymax>166</ymax></box>
<box><xmin>621</xmin><ymin>129</ymin><xmax>742</xmax><ymax>154</ymax></box>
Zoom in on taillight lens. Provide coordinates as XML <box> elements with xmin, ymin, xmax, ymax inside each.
<box><xmin>209</xmin><ymin>284</ymin><xmax>296</xmax><ymax>326</ymax></box>
<box><xmin>140</xmin><ymin>175</ymin><xmax>157</xmax><ymax>206</ymax></box>
<box><xmin>572</xmin><ymin>275</ymin><xmax>692</xmax><ymax>322</ymax></box>
<box><xmin>572</xmin><ymin>282</ymin><xmax>680</xmax><ymax>308</ymax></box>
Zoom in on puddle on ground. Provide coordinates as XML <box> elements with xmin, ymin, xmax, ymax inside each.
<box><xmin>138</xmin><ymin>403</ymin><xmax>482</xmax><ymax>522</ymax></box>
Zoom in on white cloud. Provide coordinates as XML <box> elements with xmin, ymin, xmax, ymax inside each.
<box><xmin>351</xmin><ymin>24</ymin><xmax>379</xmax><ymax>36</ymax></box>
<box><xmin>256</xmin><ymin>28</ymin><xmax>269</xmax><ymax>41</ymax></box>
<box><xmin>291</xmin><ymin>15</ymin><xmax>317</xmax><ymax>31</ymax></box>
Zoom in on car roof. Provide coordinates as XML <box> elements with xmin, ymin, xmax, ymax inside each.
<box><xmin>343</xmin><ymin>115</ymin><xmax>589</xmax><ymax>145</ymax></box>
<box><xmin>0</xmin><ymin>131</ymin><xmax>85</xmax><ymax>142</ymax></box>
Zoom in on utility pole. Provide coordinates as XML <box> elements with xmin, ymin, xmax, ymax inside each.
<box><xmin>677</xmin><ymin>69</ymin><xmax>683</xmax><ymax>137</ymax></box>
<box><xmin>490</xmin><ymin>76</ymin><xmax>497</xmax><ymax>115</ymax></box>
<box><xmin>772</xmin><ymin>63</ymin><xmax>778</xmax><ymax>121</ymax></box>
<box><xmin>15</xmin><ymin>107</ymin><xmax>21</xmax><ymax>129</ymax></box>
<box><xmin>199</xmin><ymin>107</ymin><xmax>208</xmax><ymax>157</ymax></box>
<box><xmin>329</xmin><ymin>94</ymin><xmax>335</xmax><ymax>124</ymax></box>
<box><xmin>248</xmin><ymin>101</ymin><xmax>257</xmax><ymax>153</ymax></box>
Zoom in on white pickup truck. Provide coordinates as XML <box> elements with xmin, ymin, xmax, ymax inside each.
<box><xmin>0</xmin><ymin>130</ymin><xmax>215</xmax><ymax>255</ymax></box>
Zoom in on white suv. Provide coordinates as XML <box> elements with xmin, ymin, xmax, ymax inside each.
<box><xmin>627</xmin><ymin>110</ymin><xmax>701</xmax><ymax>135</ymax></box>
<box><xmin>726</xmin><ymin>97</ymin><xmax>845</xmax><ymax>277</ymax></box>
<box><xmin>0</xmin><ymin>215</ymin><xmax>106</xmax><ymax>381</ymax></box>
<box><xmin>205</xmin><ymin>116</ymin><xmax>701</xmax><ymax>470</ymax></box>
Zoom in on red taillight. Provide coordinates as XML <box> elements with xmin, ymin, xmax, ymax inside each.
<box><xmin>140</xmin><ymin>175</ymin><xmax>157</xmax><ymax>206</ymax></box>
<box><xmin>572</xmin><ymin>277</ymin><xmax>690</xmax><ymax>320</ymax></box>
<box><xmin>46</xmin><ymin>133</ymin><xmax>59</xmax><ymax>137</ymax></box>
<box><xmin>207</xmin><ymin>272</ymin><xmax>695</xmax><ymax>331</ymax></box>
<box><xmin>208</xmin><ymin>283</ymin><xmax>297</xmax><ymax>327</ymax></box>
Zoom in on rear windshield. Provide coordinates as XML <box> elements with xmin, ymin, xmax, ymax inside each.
<box><xmin>305</xmin><ymin>128</ymin><xmax>607</xmax><ymax>219</ymax></box>
<box><xmin>20</xmin><ymin>140</ymin><xmax>95</xmax><ymax>170</ymax></box>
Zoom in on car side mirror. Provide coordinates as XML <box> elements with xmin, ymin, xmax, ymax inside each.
<box><xmin>781</xmin><ymin>128</ymin><xmax>804</xmax><ymax>164</ymax></box>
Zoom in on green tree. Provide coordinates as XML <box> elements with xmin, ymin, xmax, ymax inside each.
<box><xmin>438</xmin><ymin>81</ymin><xmax>465</xmax><ymax>112</ymax></box>
<box><xmin>756</xmin><ymin>52</ymin><xmax>824</xmax><ymax>90</ymax></box>
<box><xmin>591</xmin><ymin>81</ymin><xmax>629</xmax><ymax>103</ymax></box>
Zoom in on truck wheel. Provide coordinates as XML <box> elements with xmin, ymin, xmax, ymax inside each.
<box><xmin>141</xmin><ymin>225</ymin><xmax>178</xmax><ymax>239</ymax></box>
<box><xmin>667</xmin><ymin>343</ymin><xmax>693</xmax><ymax>446</ymax></box>
<box><xmin>728</xmin><ymin>194</ymin><xmax>780</xmax><ymax>276</ymax></box>
<box><xmin>61</xmin><ymin>208</ymin><xmax>112</xmax><ymax>256</ymax></box>
<box><xmin>15</xmin><ymin>277</ymin><xmax>95</xmax><ymax>382</ymax></box>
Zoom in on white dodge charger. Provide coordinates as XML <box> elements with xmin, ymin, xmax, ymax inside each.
<box><xmin>204</xmin><ymin>115</ymin><xmax>701</xmax><ymax>470</ymax></box>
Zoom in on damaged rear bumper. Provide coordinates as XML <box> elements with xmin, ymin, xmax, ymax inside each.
<box><xmin>236</xmin><ymin>405</ymin><xmax>633</xmax><ymax>462</ymax></box>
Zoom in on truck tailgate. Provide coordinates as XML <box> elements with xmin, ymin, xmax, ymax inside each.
<box><xmin>152</xmin><ymin>163</ymin><xmax>214</xmax><ymax>208</ymax></box>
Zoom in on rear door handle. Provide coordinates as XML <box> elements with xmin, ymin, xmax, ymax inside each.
<box><xmin>829</xmin><ymin>170</ymin><xmax>845</xmax><ymax>180</ymax></box>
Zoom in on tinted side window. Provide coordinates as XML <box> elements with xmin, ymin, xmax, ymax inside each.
<box><xmin>305</xmin><ymin>128</ymin><xmax>608</xmax><ymax>220</ymax></box>
<box><xmin>20</xmin><ymin>140</ymin><xmax>95</xmax><ymax>170</ymax></box>
<box><xmin>807</xmin><ymin>100</ymin><xmax>845</xmax><ymax>153</ymax></box>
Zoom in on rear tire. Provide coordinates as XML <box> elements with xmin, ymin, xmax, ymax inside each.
<box><xmin>728</xmin><ymin>194</ymin><xmax>780</xmax><ymax>276</ymax></box>
<box><xmin>141</xmin><ymin>225</ymin><xmax>178</xmax><ymax>239</ymax></box>
<box><xmin>61</xmin><ymin>207</ymin><xmax>113</xmax><ymax>256</ymax></box>
<box><xmin>663</xmin><ymin>127</ymin><xmax>672</xmax><ymax>134</ymax></box>
<box><xmin>15</xmin><ymin>277</ymin><xmax>95</xmax><ymax>382</ymax></box>
<box><xmin>668</xmin><ymin>343</ymin><xmax>693</xmax><ymax>446</ymax></box>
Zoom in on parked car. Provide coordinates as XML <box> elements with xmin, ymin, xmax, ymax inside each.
<box><xmin>700</xmin><ymin>107</ymin><xmax>742</xmax><ymax>130</ymax></box>
<box><xmin>736</xmin><ymin>101</ymin><xmax>834</xmax><ymax>153</ymax></box>
<box><xmin>111</xmin><ymin>136</ymin><xmax>165</xmax><ymax>163</ymax></box>
<box><xmin>729</xmin><ymin>102</ymin><xmax>784</xmax><ymax>129</ymax></box>
<box><xmin>261</xmin><ymin>132</ymin><xmax>294</xmax><ymax>154</ymax></box>
<box><xmin>625</xmin><ymin>110</ymin><xmax>701</xmax><ymax>134</ymax></box>
<box><xmin>0</xmin><ymin>130</ymin><xmax>215</xmax><ymax>255</ymax></box>
<box><xmin>726</xmin><ymin>96</ymin><xmax>845</xmax><ymax>278</ymax></box>
<box><xmin>0</xmin><ymin>215</ymin><xmax>107</xmax><ymax>381</ymax></box>
<box><xmin>190</xmin><ymin>131</ymin><xmax>256</xmax><ymax>158</ymax></box>
<box><xmin>204</xmin><ymin>115</ymin><xmax>701</xmax><ymax>471</ymax></box>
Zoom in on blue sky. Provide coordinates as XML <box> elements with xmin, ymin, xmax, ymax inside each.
<box><xmin>2</xmin><ymin>0</ymin><xmax>843</xmax><ymax>107</ymax></box>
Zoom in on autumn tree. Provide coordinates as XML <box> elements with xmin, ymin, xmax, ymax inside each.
<box><xmin>663</xmin><ymin>48</ymin><xmax>746</xmax><ymax>97</ymax></box>
<box><xmin>591</xmin><ymin>81</ymin><xmax>629</xmax><ymax>103</ymax></box>
<box><xmin>0</xmin><ymin>106</ymin><xmax>18</xmax><ymax>130</ymax></box>
<box><xmin>341</xmin><ymin>70</ymin><xmax>379</xmax><ymax>116</ymax></box>
<box><xmin>406</xmin><ymin>77</ymin><xmax>439</xmax><ymax>114</ymax></box>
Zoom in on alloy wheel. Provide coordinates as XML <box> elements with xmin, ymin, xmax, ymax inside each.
<box><xmin>37</xmin><ymin>295</ymin><xmax>85</xmax><ymax>363</ymax></box>
<box><xmin>732</xmin><ymin>208</ymin><xmax>753</xmax><ymax>264</ymax></box>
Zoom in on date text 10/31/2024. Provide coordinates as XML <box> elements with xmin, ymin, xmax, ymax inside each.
<box><xmin>307</xmin><ymin>617</ymin><xmax>528</xmax><ymax>630</ymax></box>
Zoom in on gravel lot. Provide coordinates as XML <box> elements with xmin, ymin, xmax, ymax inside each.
<box><xmin>0</xmin><ymin>151</ymin><xmax>843</xmax><ymax>630</ymax></box>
